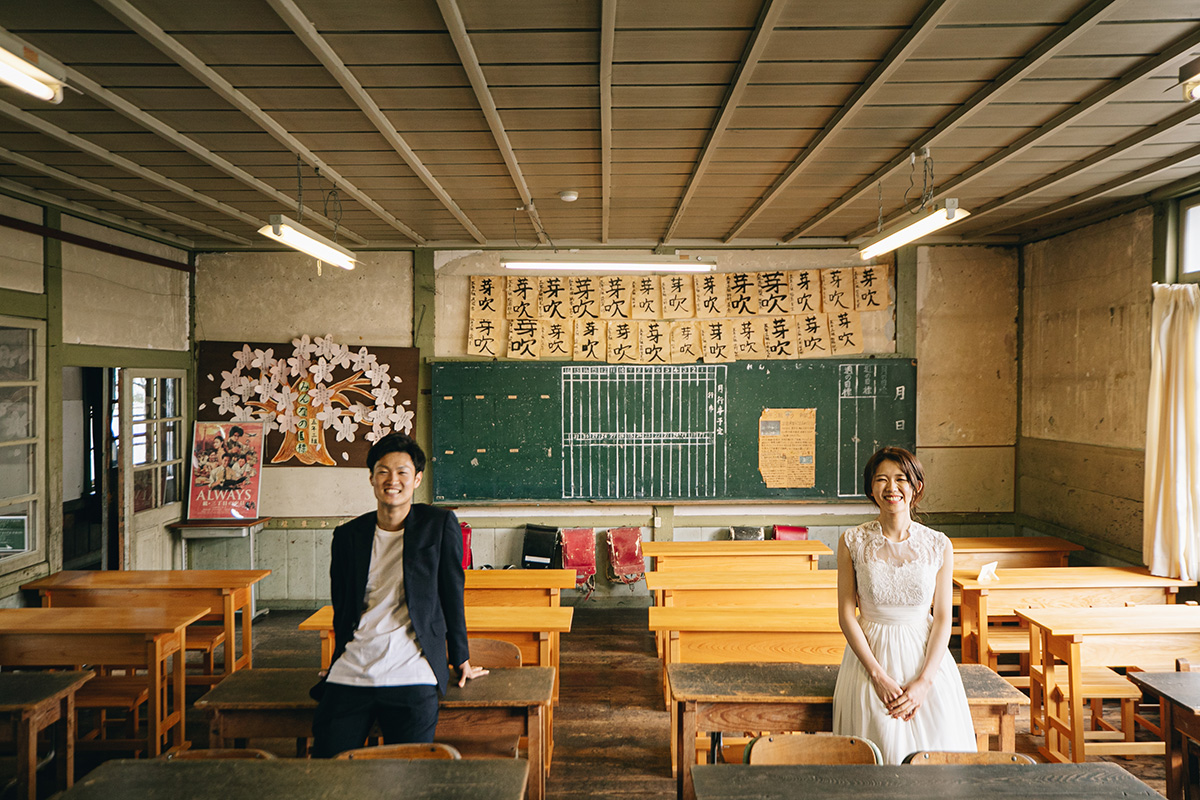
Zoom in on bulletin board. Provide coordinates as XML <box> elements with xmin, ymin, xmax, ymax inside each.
<box><xmin>431</xmin><ymin>358</ymin><xmax>916</xmax><ymax>503</ymax></box>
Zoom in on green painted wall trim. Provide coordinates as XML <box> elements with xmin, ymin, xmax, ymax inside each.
<box><xmin>895</xmin><ymin>246</ymin><xmax>917</xmax><ymax>358</ymax></box>
<box><xmin>413</xmin><ymin>248</ymin><xmax>436</xmax><ymax>505</ymax></box>
<box><xmin>60</xmin><ymin>344</ymin><xmax>190</xmax><ymax>369</ymax></box>
<box><xmin>0</xmin><ymin>288</ymin><xmax>47</xmax><ymax>319</ymax></box>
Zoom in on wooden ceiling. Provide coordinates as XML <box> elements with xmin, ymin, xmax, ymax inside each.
<box><xmin>0</xmin><ymin>0</ymin><xmax>1198</xmax><ymax>250</ymax></box>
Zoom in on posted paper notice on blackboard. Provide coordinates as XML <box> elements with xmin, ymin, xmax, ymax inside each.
<box><xmin>758</xmin><ymin>408</ymin><xmax>816</xmax><ymax>488</ymax></box>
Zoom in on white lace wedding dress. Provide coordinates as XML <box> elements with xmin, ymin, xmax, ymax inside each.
<box><xmin>832</xmin><ymin>520</ymin><xmax>976</xmax><ymax>765</ymax></box>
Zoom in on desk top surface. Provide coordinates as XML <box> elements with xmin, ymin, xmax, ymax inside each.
<box><xmin>948</xmin><ymin>536</ymin><xmax>1085</xmax><ymax>554</ymax></box>
<box><xmin>194</xmin><ymin>667</ymin><xmax>555</xmax><ymax>711</ymax></box>
<box><xmin>649</xmin><ymin>606</ymin><xmax>840</xmax><ymax>632</ymax></box>
<box><xmin>298</xmin><ymin>605</ymin><xmax>574</xmax><ymax>633</ymax></box>
<box><xmin>690</xmin><ymin>763</ymin><xmax>1161</xmax><ymax>799</ymax></box>
<box><xmin>22</xmin><ymin>569</ymin><xmax>271</xmax><ymax>591</ymax></box>
<box><xmin>54</xmin><ymin>758</ymin><xmax>529</xmax><ymax>800</ymax></box>
<box><xmin>1129</xmin><ymin>672</ymin><xmax>1200</xmax><ymax>712</ymax></box>
<box><xmin>464</xmin><ymin>569</ymin><xmax>576</xmax><ymax>590</ymax></box>
<box><xmin>667</xmin><ymin>662</ymin><xmax>1026</xmax><ymax>706</ymax></box>
<box><xmin>0</xmin><ymin>606</ymin><xmax>211</xmax><ymax>633</ymax></box>
<box><xmin>0</xmin><ymin>670</ymin><xmax>94</xmax><ymax>711</ymax></box>
<box><xmin>642</xmin><ymin>541</ymin><xmax>833</xmax><ymax>556</ymax></box>
<box><xmin>1016</xmin><ymin>604</ymin><xmax>1200</xmax><ymax>634</ymax></box>
<box><xmin>954</xmin><ymin>566</ymin><xmax>1194</xmax><ymax>590</ymax></box>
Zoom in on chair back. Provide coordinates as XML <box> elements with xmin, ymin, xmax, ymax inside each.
<box><xmin>467</xmin><ymin>637</ymin><xmax>522</xmax><ymax>668</ymax></box>
<box><xmin>164</xmin><ymin>748</ymin><xmax>276</xmax><ymax>760</ymax></box>
<box><xmin>336</xmin><ymin>742</ymin><xmax>462</xmax><ymax>760</ymax></box>
<box><xmin>744</xmin><ymin>733</ymin><xmax>882</xmax><ymax>765</ymax></box>
<box><xmin>902</xmin><ymin>750</ymin><xmax>1034</xmax><ymax>765</ymax></box>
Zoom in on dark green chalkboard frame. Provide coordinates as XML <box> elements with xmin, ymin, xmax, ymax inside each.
<box><xmin>431</xmin><ymin>358</ymin><xmax>916</xmax><ymax>503</ymax></box>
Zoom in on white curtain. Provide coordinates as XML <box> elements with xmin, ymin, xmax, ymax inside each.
<box><xmin>1144</xmin><ymin>283</ymin><xmax>1200</xmax><ymax>579</ymax></box>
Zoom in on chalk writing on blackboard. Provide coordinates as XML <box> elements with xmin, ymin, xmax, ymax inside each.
<box><xmin>561</xmin><ymin>365</ymin><xmax>727</xmax><ymax>499</ymax></box>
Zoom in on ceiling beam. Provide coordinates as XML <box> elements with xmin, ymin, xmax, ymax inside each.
<box><xmin>846</xmin><ymin>25</ymin><xmax>1200</xmax><ymax>241</ymax></box>
<box><xmin>780</xmin><ymin>0</ymin><xmax>1123</xmax><ymax>243</ymax></box>
<box><xmin>265</xmin><ymin>0</ymin><xmax>484</xmax><ymax>245</ymax></box>
<box><xmin>0</xmin><ymin>99</ymin><xmax>274</xmax><ymax>235</ymax></box>
<box><xmin>661</xmin><ymin>0</ymin><xmax>787</xmax><ymax>244</ymax></box>
<box><xmin>959</xmin><ymin>102</ymin><xmax>1200</xmax><ymax>234</ymax></box>
<box><xmin>435</xmin><ymin>0</ymin><xmax>548</xmax><ymax>245</ymax></box>
<box><xmin>973</xmin><ymin>142</ymin><xmax>1200</xmax><ymax>236</ymax></box>
<box><xmin>92</xmin><ymin>0</ymin><xmax>427</xmax><ymax>245</ymax></box>
<box><xmin>722</xmin><ymin>0</ymin><xmax>958</xmax><ymax>243</ymax></box>
<box><xmin>0</xmin><ymin>145</ymin><xmax>251</xmax><ymax>245</ymax></box>
<box><xmin>600</xmin><ymin>0</ymin><xmax>616</xmax><ymax>243</ymax></box>
<box><xmin>0</xmin><ymin>176</ymin><xmax>195</xmax><ymax>248</ymax></box>
<box><xmin>0</xmin><ymin>32</ymin><xmax>368</xmax><ymax>246</ymax></box>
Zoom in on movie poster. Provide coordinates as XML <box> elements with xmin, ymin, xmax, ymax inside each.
<box><xmin>187</xmin><ymin>421</ymin><xmax>266</xmax><ymax>520</ymax></box>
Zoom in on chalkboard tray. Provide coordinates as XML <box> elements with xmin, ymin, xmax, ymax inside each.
<box><xmin>432</xmin><ymin>358</ymin><xmax>916</xmax><ymax>503</ymax></box>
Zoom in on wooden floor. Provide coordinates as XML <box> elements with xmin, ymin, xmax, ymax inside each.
<box><xmin>71</xmin><ymin>606</ymin><xmax>1169</xmax><ymax>799</ymax></box>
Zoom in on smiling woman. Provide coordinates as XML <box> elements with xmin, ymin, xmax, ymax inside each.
<box><xmin>831</xmin><ymin>446</ymin><xmax>976</xmax><ymax>765</ymax></box>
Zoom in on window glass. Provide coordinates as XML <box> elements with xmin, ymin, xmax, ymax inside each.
<box><xmin>1183</xmin><ymin>201</ymin><xmax>1200</xmax><ymax>276</ymax></box>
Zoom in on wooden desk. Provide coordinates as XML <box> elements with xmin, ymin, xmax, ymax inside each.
<box><xmin>0</xmin><ymin>607</ymin><xmax>209</xmax><ymax>756</ymax></box>
<box><xmin>53</xmin><ymin>757</ymin><xmax>529</xmax><ymax>800</ymax></box>
<box><xmin>646</xmin><ymin>569</ymin><xmax>839</xmax><ymax>608</ymax></box>
<box><xmin>642</xmin><ymin>540</ymin><xmax>833</xmax><ymax>573</ymax></box>
<box><xmin>1129</xmin><ymin>672</ymin><xmax>1200</xmax><ymax>800</ymax></box>
<box><xmin>1017</xmin><ymin>605</ymin><xmax>1200</xmax><ymax>763</ymax></box>
<box><xmin>463</xmin><ymin>569</ymin><xmax>576</xmax><ymax>606</ymax></box>
<box><xmin>689</xmin><ymin>763</ymin><xmax>1162</xmax><ymax>800</ymax></box>
<box><xmin>195</xmin><ymin>667</ymin><xmax>552</xmax><ymax>800</ymax></box>
<box><xmin>299</xmin><ymin>605</ymin><xmax>573</xmax><ymax>675</ymax></box>
<box><xmin>669</xmin><ymin>661</ymin><xmax>1028</xmax><ymax>800</ymax></box>
<box><xmin>956</xmin><ymin>567</ymin><xmax>1192</xmax><ymax>673</ymax></box>
<box><xmin>22</xmin><ymin>569</ymin><xmax>271</xmax><ymax>684</ymax></box>
<box><xmin>950</xmin><ymin>536</ymin><xmax>1084</xmax><ymax>570</ymax></box>
<box><xmin>0</xmin><ymin>671</ymin><xmax>92</xmax><ymax>800</ymax></box>
<box><xmin>650</xmin><ymin>606</ymin><xmax>845</xmax><ymax>666</ymax></box>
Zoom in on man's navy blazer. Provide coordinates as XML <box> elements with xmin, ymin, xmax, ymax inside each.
<box><xmin>327</xmin><ymin>503</ymin><xmax>469</xmax><ymax>694</ymax></box>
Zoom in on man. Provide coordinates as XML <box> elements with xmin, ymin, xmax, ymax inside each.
<box><xmin>311</xmin><ymin>432</ymin><xmax>485</xmax><ymax>757</ymax></box>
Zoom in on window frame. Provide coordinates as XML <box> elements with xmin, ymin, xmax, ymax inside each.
<box><xmin>0</xmin><ymin>315</ymin><xmax>46</xmax><ymax>574</ymax></box>
<box><xmin>1178</xmin><ymin>192</ymin><xmax>1200</xmax><ymax>284</ymax></box>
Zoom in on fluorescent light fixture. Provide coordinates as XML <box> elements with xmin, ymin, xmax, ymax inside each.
<box><xmin>258</xmin><ymin>214</ymin><xmax>356</xmax><ymax>270</ymax></box>
<box><xmin>1181</xmin><ymin>55</ymin><xmax>1200</xmax><ymax>102</ymax></box>
<box><xmin>502</xmin><ymin>254</ymin><xmax>716</xmax><ymax>273</ymax></box>
<box><xmin>858</xmin><ymin>199</ymin><xmax>971</xmax><ymax>260</ymax></box>
<box><xmin>0</xmin><ymin>29</ymin><xmax>66</xmax><ymax>103</ymax></box>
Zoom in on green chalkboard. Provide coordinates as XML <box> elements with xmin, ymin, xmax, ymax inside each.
<box><xmin>431</xmin><ymin>358</ymin><xmax>916</xmax><ymax>503</ymax></box>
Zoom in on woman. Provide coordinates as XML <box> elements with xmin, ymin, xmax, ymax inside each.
<box><xmin>832</xmin><ymin>446</ymin><xmax>975</xmax><ymax>764</ymax></box>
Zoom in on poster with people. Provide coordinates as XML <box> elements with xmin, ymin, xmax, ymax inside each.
<box><xmin>187</xmin><ymin>421</ymin><xmax>266</xmax><ymax>519</ymax></box>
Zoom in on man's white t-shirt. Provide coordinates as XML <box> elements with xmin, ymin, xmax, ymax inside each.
<box><xmin>326</xmin><ymin>525</ymin><xmax>437</xmax><ymax>687</ymax></box>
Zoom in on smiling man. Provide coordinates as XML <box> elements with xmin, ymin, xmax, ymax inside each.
<box><xmin>311</xmin><ymin>432</ymin><xmax>486</xmax><ymax>758</ymax></box>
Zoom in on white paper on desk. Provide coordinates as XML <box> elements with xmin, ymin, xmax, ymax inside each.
<box><xmin>977</xmin><ymin>561</ymin><xmax>999</xmax><ymax>582</ymax></box>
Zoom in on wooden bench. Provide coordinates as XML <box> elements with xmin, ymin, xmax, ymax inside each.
<box><xmin>643</xmin><ymin>540</ymin><xmax>833</xmax><ymax>574</ymax></box>
<box><xmin>955</xmin><ymin>566</ymin><xmax>1193</xmax><ymax>686</ymax></box>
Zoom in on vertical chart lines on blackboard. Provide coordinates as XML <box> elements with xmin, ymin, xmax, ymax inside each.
<box><xmin>561</xmin><ymin>365</ymin><xmax>728</xmax><ymax>500</ymax></box>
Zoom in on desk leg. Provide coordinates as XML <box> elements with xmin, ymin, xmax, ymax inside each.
<box><xmin>678</xmin><ymin>700</ymin><xmax>696</xmax><ymax>800</ymax></box>
<box><xmin>17</xmin><ymin>711</ymin><xmax>35</xmax><ymax>800</ymax></box>
<box><xmin>1066</xmin><ymin>641</ymin><xmax>1085</xmax><ymax>763</ymax></box>
<box><xmin>320</xmin><ymin>633</ymin><xmax>333</xmax><ymax>670</ymax></box>
<box><xmin>57</xmin><ymin>694</ymin><xmax>76</xmax><ymax>791</ymax></box>
<box><xmin>173</xmin><ymin>631</ymin><xmax>188</xmax><ymax>753</ymax></box>
<box><xmin>528</xmin><ymin>703</ymin><xmax>545</xmax><ymax>800</ymax></box>
<box><xmin>223</xmin><ymin>592</ymin><xmax>237</xmax><ymax>675</ymax></box>
<box><xmin>999</xmin><ymin>704</ymin><xmax>1015</xmax><ymax>752</ymax></box>
<box><xmin>240</xmin><ymin>595</ymin><xmax>253</xmax><ymax>670</ymax></box>
<box><xmin>147</xmin><ymin>639</ymin><xmax>164</xmax><ymax>757</ymax></box>
<box><xmin>1164</xmin><ymin>699</ymin><xmax>1183</xmax><ymax>800</ymax></box>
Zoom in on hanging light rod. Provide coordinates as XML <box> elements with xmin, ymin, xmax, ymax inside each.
<box><xmin>857</xmin><ymin>199</ymin><xmax>970</xmax><ymax>260</ymax></box>
<box><xmin>0</xmin><ymin>28</ymin><xmax>66</xmax><ymax>103</ymax></box>
<box><xmin>258</xmin><ymin>214</ymin><xmax>356</xmax><ymax>270</ymax></box>
<box><xmin>501</xmin><ymin>254</ymin><xmax>716</xmax><ymax>273</ymax></box>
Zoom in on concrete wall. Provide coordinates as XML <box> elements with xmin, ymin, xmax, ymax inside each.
<box><xmin>1018</xmin><ymin>210</ymin><xmax>1153</xmax><ymax>562</ymax></box>
<box><xmin>0</xmin><ymin>195</ymin><xmax>43</xmax><ymax>294</ymax></box>
<box><xmin>916</xmin><ymin>245</ymin><xmax>1019</xmax><ymax>514</ymax></box>
<box><xmin>60</xmin><ymin>216</ymin><xmax>190</xmax><ymax>351</ymax></box>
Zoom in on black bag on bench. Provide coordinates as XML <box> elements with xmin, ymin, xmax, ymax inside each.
<box><xmin>521</xmin><ymin>523</ymin><xmax>560</xmax><ymax>569</ymax></box>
